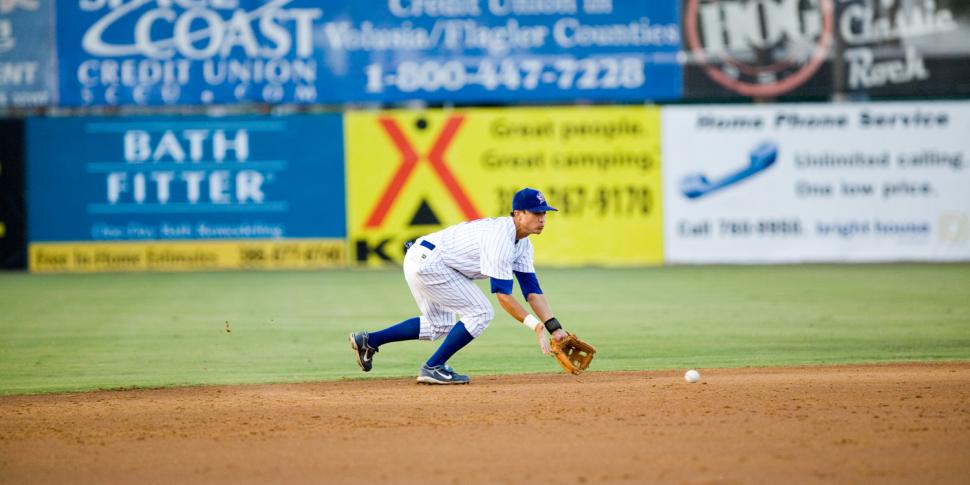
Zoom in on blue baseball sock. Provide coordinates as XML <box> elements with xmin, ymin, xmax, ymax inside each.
<box><xmin>368</xmin><ymin>316</ymin><xmax>420</xmax><ymax>348</ymax></box>
<box><xmin>426</xmin><ymin>322</ymin><xmax>474</xmax><ymax>368</ymax></box>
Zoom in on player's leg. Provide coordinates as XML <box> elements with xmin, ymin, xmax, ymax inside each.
<box><xmin>349</xmin><ymin>244</ymin><xmax>447</xmax><ymax>372</ymax></box>
<box><xmin>424</xmin><ymin>279</ymin><xmax>494</xmax><ymax>367</ymax></box>
<box><xmin>366</xmin><ymin>317</ymin><xmax>421</xmax><ymax>348</ymax></box>
<box><xmin>415</xmin><ymin>321</ymin><xmax>474</xmax><ymax>384</ymax></box>
<box><xmin>349</xmin><ymin>316</ymin><xmax>420</xmax><ymax>373</ymax></box>
<box><xmin>401</xmin><ymin>245</ymin><xmax>461</xmax><ymax>343</ymax></box>
<box><xmin>416</xmin><ymin>275</ymin><xmax>494</xmax><ymax>384</ymax></box>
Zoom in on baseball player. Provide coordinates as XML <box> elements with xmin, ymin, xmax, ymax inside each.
<box><xmin>350</xmin><ymin>187</ymin><xmax>569</xmax><ymax>384</ymax></box>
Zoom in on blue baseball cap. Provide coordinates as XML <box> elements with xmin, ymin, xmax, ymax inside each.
<box><xmin>512</xmin><ymin>188</ymin><xmax>558</xmax><ymax>212</ymax></box>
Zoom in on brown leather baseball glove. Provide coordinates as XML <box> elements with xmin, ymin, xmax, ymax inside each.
<box><xmin>549</xmin><ymin>333</ymin><xmax>596</xmax><ymax>375</ymax></box>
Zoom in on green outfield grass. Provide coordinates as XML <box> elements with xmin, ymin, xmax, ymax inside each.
<box><xmin>1</xmin><ymin>264</ymin><xmax>969</xmax><ymax>395</ymax></box>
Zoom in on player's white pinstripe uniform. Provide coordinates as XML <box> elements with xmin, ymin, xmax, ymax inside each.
<box><xmin>404</xmin><ymin>216</ymin><xmax>535</xmax><ymax>341</ymax></box>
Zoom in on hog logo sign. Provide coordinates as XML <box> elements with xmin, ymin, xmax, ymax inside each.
<box><xmin>684</xmin><ymin>0</ymin><xmax>835</xmax><ymax>97</ymax></box>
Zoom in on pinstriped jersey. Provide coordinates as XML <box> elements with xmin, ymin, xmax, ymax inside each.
<box><xmin>426</xmin><ymin>216</ymin><xmax>535</xmax><ymax>280</ymax></box>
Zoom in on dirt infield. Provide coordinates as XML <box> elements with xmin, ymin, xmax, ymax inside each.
<box><xmin>2</xmin><ymin>363</ymin><xmax>969</xmax><ymax>484</ymax></box>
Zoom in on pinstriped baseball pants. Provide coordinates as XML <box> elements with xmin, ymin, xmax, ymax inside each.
<box><xmin>403</xmin><ymin>238</ymin><xmax>494</xmax><ymax>341</ymax></box>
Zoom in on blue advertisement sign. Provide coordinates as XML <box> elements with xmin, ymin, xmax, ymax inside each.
<box><xmin>56</xmin><ymin>0</ymin><xmax>682</xmax><ymax>106</ymax></box>
<box><xmin>0</xmin><ymin>0</ymin><xmax>55</xmax><ymax>107</ymax></box>
<box><xmin>27</xmin><ymin>114</ymin><xmax>345</xmax><ymax>242</ymax></box>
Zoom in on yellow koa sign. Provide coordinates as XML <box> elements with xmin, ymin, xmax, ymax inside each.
<box><xmin>345</xmin><ymin>105</ymin><xmax>664</xmax><ymax>267</ymax></box>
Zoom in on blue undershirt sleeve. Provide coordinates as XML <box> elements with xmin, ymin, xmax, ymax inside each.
<box><xmin>513</xmin><ymin>271</ymin><xmax>543</xmax><ymax>299</ymax></box>
<box><xmin>490</xmin><ymin>277</ymin><xmax>514</xmax><ymax>295</ymax></box>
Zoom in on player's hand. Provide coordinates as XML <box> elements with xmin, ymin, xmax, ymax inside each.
<box><xmin>551</xmin><ymin>328</ymin><xmax>569</xmax><ymax>342</ymax></box>
<box><xmin>535</xmin><ymin>325</ymin><xmax>551</xmax><ymax>355</ymax></box>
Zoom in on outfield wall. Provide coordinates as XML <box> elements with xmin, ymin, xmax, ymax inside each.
<box><xmin>26</xmin><ymin>115</ymin><xmax>347</xmax><ymax>272</ymax></box>
<box><xmin>663</xmin><ymin>101</ymin><xmax>970</xmax><ymax>263</ymax></box>
<box><xmin>345</xmin><ymin>106</ymin><xmax>664</xmax><ymax>267</ymax></box>
<box><xmin>7</xmin><ymin>1</ymin><xmax>970</xmax><ymax>109</ymax></box>
<box><xmin>24</xmin><ymin>100</ymin><xmax>970</xmax><ymax>272</ymax></box>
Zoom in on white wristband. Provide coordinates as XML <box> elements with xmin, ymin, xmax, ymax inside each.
<box><xmin>522</xmin><ymin>314</ymin><xmax>542</xmax><ymax>331</ymax></box>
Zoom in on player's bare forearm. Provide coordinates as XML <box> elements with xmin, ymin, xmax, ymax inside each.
<box><xmin>527</xmin><ymin>293</ymin><xmax>568</xmax><ymax>341</ymax></box>
<box><xmin>525</xmin><ymin>293</ymin><xmax>553</xmax><ymax>322</ymax></box>
<box><xmin>496</xmin><ymin>292</ymin><xmax>529</xmax><ymax>322</ymax></box>
<box><xmin>497</xmin><ymin>292</ymin><xmax>552</xmax><ymax>354</ymax></box>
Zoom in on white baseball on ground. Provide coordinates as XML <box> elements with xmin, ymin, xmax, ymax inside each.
<box><xmin>684</xmin><ymin>369</ymin><xmax>701</xmax><ymax>383</ymax></box>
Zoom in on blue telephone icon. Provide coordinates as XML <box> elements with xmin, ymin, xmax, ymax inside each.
<box><xmin>680</xmin><ymin>141</ymin><xmax>778</xmax><ymax>200</ymax></box>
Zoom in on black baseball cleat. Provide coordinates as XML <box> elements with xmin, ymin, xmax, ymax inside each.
<box><xmin>416</xmin><ymin>364</ymin><xmax>470</xmax><ymax>385</ymax></box>
<box><xmin>349</xmin><ymin>331</ymin><xmax>378</xmax><ymax>372</ymax></box>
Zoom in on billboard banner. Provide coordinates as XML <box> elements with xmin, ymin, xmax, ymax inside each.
<box><xmin>0</xmin><ymin>0</ymin><xmax>55</xmax><ymax>107</ymax></box>
<box><xmin>57</xmin><ymin>0</ymin><xmax>682</xmax><ymax>106</ymax></box>
<box><xmin>662</xmin><ymin>101</ymin><xmax>970</xmax><ymax>263</ymax></box>
<box><xmin>345</xmin><ymin>105</ymin><xmax>664</xmax><ymax>267</ymax></box>
<box><xmin>0</xmin><ymin>119</ymin><xmax>26</xmax><ymax>269</ymax></box>
<box><xmin>26</xmin><ymin>114</ymin><xmax>346</xmax><ymax>271</ymax></box>
<box><xmin>681</xmin><ymin>0</ymin><xmax>970</xmax><ymax>99</ymax></box>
